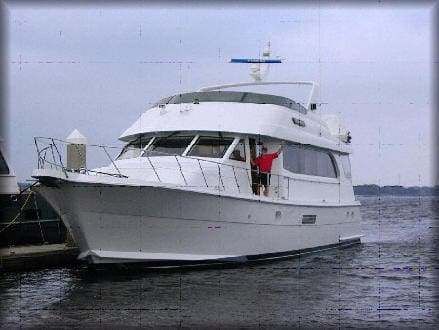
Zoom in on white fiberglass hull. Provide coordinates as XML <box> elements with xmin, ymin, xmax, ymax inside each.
<box><xmin>36</xmin><ymin>179</ymin><xmax>362</xmax><ymax>265</ymax></box>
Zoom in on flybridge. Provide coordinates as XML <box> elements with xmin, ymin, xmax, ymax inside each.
<box><xmin>224</xmin><ymin>46</ymin><xmax>319</xmax><ymax>110</ymax></box>
<box><xmin>153</xmin><ymin>91</ymin><xmax>308</xmax><ymax>114</ymax></box>
<box><xmin>149</xmin><ymin>46</ymin><xmax>319</xmax><ymax>112</ymax></box>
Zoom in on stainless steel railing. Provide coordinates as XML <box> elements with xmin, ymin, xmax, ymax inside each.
<box><xmin>34</xmin><ymin>137</ymin><xmax>341</xmax><ymax>201</ymax></box>
<box><xmin>34</xmin><ymin>137</ymin><xmax>128</xmax><ymax>179</ymax></box>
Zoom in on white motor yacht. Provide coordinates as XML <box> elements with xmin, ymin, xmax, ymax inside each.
<box><xmin>0</xmin><ymin>138</ymin><xmax>69</xmax><ymax>247</ymax></box>
<box><xmin>32</xmin><ymin>49</ymin><xmax>362</xmax><ymax>265</ymax></box>
<box><xmin>0</xmin><ymin>138</ymin><xmax>19</xmax><ymax>196</ymax></box>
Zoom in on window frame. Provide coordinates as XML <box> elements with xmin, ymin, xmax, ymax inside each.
<box><xmin>139</xmin><ymin>137</ymin><xmax>156</xmax><ymax>156</ymax></box>
<box><xmin>116</xmin><ymin>136</ymin><xmax>153</xmax><ymax>160</ymax></box>
<box><xmin>117</xmin><ymin>144</ymin><xmax>138</xmax><ymax>160</ymax></box>
<box><xmin>228</xmin><ymin>139</ymin><xmax>247</xmax><ymax>162</ymax></box>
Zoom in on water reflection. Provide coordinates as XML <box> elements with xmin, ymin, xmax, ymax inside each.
<box><xmin>1</xmin><ymin>196</ymin><xmax>437</xmax><ymax>328</ymax></box>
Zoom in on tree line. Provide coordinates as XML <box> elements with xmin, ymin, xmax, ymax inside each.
<box><xmin>354</xmin><ymin>185</ymin><xmax>439</xmax><ymax>196</ymax></box>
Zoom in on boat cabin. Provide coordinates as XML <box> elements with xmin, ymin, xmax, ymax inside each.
<box><xmin>110</xmin><ymin>130</ymin><xmax>354</xmax><ymax>203</ymax></box>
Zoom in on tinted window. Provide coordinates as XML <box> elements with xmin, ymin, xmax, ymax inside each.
<box><xmin>229</xmin><ymin>139</ymin><xmax>246</xmax><ymax>162</ymax></box>
<box><xmin>188</xmin><ymin>136</ymin><xmax>234</xmax><ymax>158</ymax></box>
<box><xmin>283</xmin><ymin>146</ymin><xmax>300</xmax><ymax>173</ymax></box>
<box><xmin>145</xmin><ymin>135</ymin><xmax>194</xmax><ymax>156</ymax></box>
<box><xmin>341</xmin><ymin>155</ymin><xmax>352</xmax><ymax>179</ymax></box>
<box><xmin>0</xmin><ymin>151</ymin><xmax>9</xmax><ymax>174</ymax></box>
<box><xmin>283</xmin><ymin>145</ymin><xmax>337</xmax><ymax>178</ymax></box>
<box><xmin>117</xmin><ymin>137</ymin><xmax>152</xmax><ymax>160</ymax></box>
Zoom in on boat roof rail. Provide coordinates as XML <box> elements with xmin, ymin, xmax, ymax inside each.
<box><xmin>153</xmin><ymin>90</ymin><xmax>307</xmax><ymax>114</ymax></box>
<box><xmin>198</xmin><ymin>81</ymin><xmax>320</xmax><ymax>111</ymax></box>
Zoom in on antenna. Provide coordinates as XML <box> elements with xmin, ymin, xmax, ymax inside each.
<box><xmin>230</xmin><ymin>43</ymin><xmax>282</xmax><ymax>82</ymax></box>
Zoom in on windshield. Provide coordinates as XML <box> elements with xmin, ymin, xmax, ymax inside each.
<box><xmin>188</xmin><ymin>136</ymin><xmax>234</xmax><ymax>158</ymax></box>
<box><xmin>144</xmin><ymin>135</ymin><xmax>195</xmax><ymax>156</ymax></box>
<box><xmin>117</xmin><ymin>137</ymin><xmax>152</xmax><ymax>160</ymax></box>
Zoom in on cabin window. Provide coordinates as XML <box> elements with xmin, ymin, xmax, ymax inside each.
<box><xmin>145</xmin><ymin>135</ymin><xmax>195</xmax><ymax>156</ymax></box>
<box><xmin>341</xmin><ymin>155</ymin><xmax>352</xmax><ymax>179</ymax></box>
<box><xmin>117</xmin><ymin>137</ymin><xmax>152</xmax><ymax>160</ymax></box>
<box><xmin>229</xmin><ymin>139</ymin><xmax>246</xmax><ymax>162</ymax></box>
<box><xmin>0</xmin><ymin>151</ymin><xmax>10</xmax><ymax>175</ymax></box>
<box><xmin>188</xmin><ymin>136</ymin><xmax>234</xmax><ymax>158</ymax></box>
<box><xmin>283</xmin><ymin>145</ymin><xmax>337</xmax><ymax>178</ymax></box>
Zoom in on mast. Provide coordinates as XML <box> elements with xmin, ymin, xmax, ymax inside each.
<box><xmin>229</xmin><ymin>43</ymin><xmax>282</xmax><ymax>82</ymax></box>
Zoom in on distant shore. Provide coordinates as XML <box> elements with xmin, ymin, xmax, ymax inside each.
<box><xmin>354</xmin><ymin>185</ymin><xmax>439</xmax><ymax>196</ymax></box>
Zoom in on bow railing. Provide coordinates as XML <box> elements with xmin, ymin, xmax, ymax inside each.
<box><xmin>34</xmin><ymin>137</ymin><xmax>128</xmax><ymax>179</ymax></box>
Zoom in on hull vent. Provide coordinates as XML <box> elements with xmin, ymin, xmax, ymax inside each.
<box><xmin>302</xmin><ymin>215</ymin><xmax>316</xmax><ymax>224</ymax></box>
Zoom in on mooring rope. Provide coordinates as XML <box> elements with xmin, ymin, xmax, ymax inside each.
<box><xmin>0</xmin><ymin>182</ymin><xmax>38</xmax><ymax>235</ymax></box>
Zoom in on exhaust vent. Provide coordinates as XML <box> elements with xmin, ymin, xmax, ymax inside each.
<box><xmin>302</xmin><ymin>215</ymin><xmax>316</xmax><ymax>224</ymax></box>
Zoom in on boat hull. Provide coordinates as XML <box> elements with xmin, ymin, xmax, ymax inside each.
<box><xmin>36</xmin><ymin>181</ymin><xmax>362</xmax><ymax>265</ymax></box>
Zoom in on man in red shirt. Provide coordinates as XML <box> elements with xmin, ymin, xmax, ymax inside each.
<box><xmin>251</xmin><ymin>143</ymin><xmax>284</xmax><ymax>196</ymax></box>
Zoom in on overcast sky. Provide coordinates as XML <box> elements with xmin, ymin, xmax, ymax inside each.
<box><xmin>4</xmin><ymin>2</ymin><xmax>435</xmax><ymax>186</ymax></box>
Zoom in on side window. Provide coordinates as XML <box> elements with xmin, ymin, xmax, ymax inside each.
<box><xmin>316</xmin><ymin>151</ymin><xmax>337</xmax><ymax>178</ymax></box>
<box><xmin>283</xmin><ymin>144</ymin><xmax>337</xmax><ymax>178</ymax></box>
<box><xmin>188</xmin><ymin>136</ymin><xmax>234</xmax><ymax>158</ymax></box>
<box><xmin>341</xmin><ymin>155</ymin><xmax>352</xmax><ymax>179</ymax></box>
<box><xmin>283</xmin><ymin>145</ymin><xmax>300</xmax><ymax>173</ymax></box>
<box><xmin>229</xmin><ymin>139</ymin><xmax>246</xmax><ymax>162</ymax></box>
<box><xmin>300</xmin><ymin>148</ymin><xmax>318</xmax><ymax>176</ymax></box>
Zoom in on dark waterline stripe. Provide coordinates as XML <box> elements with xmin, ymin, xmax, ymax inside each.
<box><xmin>89</xmin><ymin>238</ymin><xmax>361</xmax><ymax>271</ymax></box>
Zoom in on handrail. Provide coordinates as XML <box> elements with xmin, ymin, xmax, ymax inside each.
<box><xmin>197</xmin><ymin>81</ymin><xmax>320</xmax><ymax>111</ymax></box>
<box><xmin>197</xmin><ymin>159</ymin><xmax>208</xmax><ymax>187</ymax></box>
<box><xmin>145</xmin><ymin>156</ymin><xmax>161</xmax><ymax>182</ymax></box>
<box><xmin>103</xmin><ymin>146</ymin><xmax>122</xmax><ymax>178</ymax></box>
<box><xmin>33</xmin><ymin>137</ymin><xmax>340</xmax><ymax>201</ymax></box>
<box><xmin>50</xmin><ymin>143</ymin><xmax>57</xmax><ymax>169</ymax></box>
<box><xmin>198</xmin><ymin>80</ymin><xmax>318</xmax><ymax>92</ymax></box>
<box><xmin>35</xmin><ymin>136</ymin><xmax>140</xmax><ymax>151</ymax></box>
<box><xmin>231</xmin><ymin>166</ymin><xmax>240</xmax><ymax>194</ymax></box>
<box><xmin>217</xmin><ymin>164</ymin><xmax>224</xmax><ymax>190</ymax></box>
<box><xmin>174</xmin><ymin>155</ymin><xmax>187</xmax><ymax>185</ymax></box>
<box><xmin>34</xmin><ymin>138</ymin><xmax>41</xmax><ymax>168</ymax></box>
<box><xmin>34</xmin><ymin>137</ymin><xmax>125</xmax><ymax>179</ymax></box>
<box><xmin>51</xmin><ymin>138</ymin><xmax>69</xmax><ymax>178</ymax></box>
<box><xmin>35</xmin><ymin>136</ymin><xmax>252</xmax><ymax>175</ymax></box>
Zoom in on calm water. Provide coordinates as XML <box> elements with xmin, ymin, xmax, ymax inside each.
<box><xmin>1</xmin><ymin>196</ymin><xmax>438</xmax><ymax>328</ymax></box>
